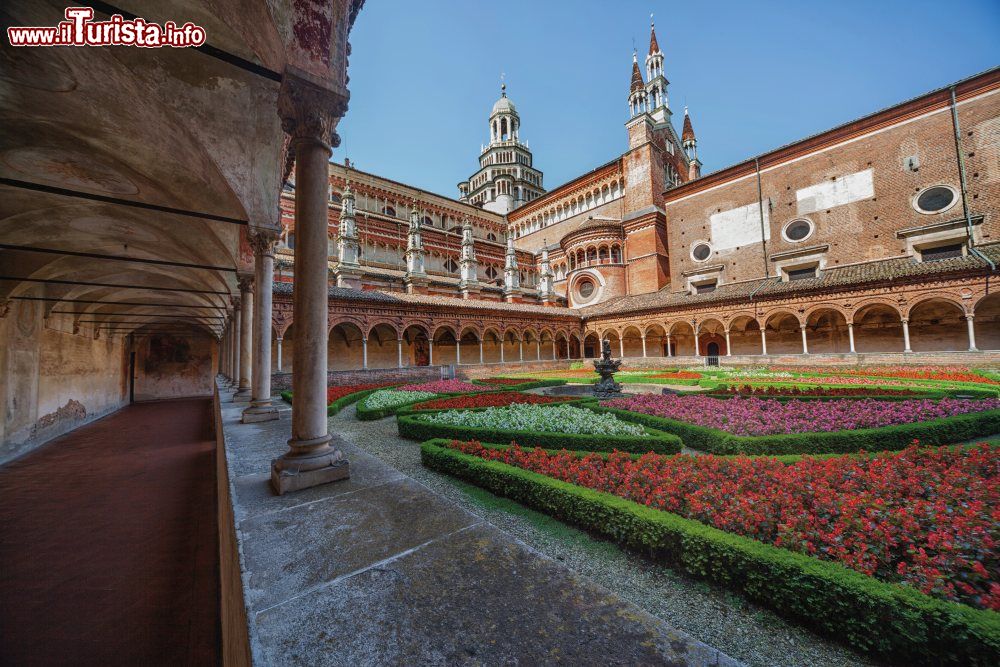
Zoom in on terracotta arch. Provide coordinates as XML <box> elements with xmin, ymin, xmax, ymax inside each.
<box><xmin>803</xmin><ymin>308</ymin><xmax>851</xmax><ymax>354</ymax></box>
<box><xmin>762</xmin><ymin>311</ymin><xmax>803</xmax><ymax>355</ymax></box>
<box><xmin>621</xmin><ymin>325</ymin><xmax>644</xmax><ymax>357</ymax></box>
<box><xmin>401</xmin><ymin>323</ymin><xmax>431</xmax><ymax>366</ymax></box>
<box><xmin>852</xmin><ymin>302</ymin><xmax>904</xmax><ymax>353</ymax></box>
<box><xmin>367</xmin><ymin>322</ymin><xmax>401</xmax><ymax>369</ymax></box>
<box><xmin>643</xmin><ymin>323</ymin><xmax>668</xmax><ymax>357</ymax></box>
<box><xmin>329</xmin><ymin>321</ymin><xmax>365</xmax><ymax>370</ymax></box>
<box><xmin>666</xmin><ymin>320</ymin><xmax>695</xmax><ymax>357</ymax></box>
<box><xmin>907</xmin><ymin>297</ymin><xmax>969</xmax><ymax>352</ymax></box>
<box><xmin>696</xmin><ymin>318</ymin><xmax>727</xmax><ymax>356</ymax></box>
<box><xmin>973</xmin><ymin>292</ymin><xmax>1000</xmax><ymax>350</ymax></box>
<box><xmin>583</xmin><ymin>331</ymin><xmax>601</xmax><ymax>358</ymax></box>
<box><xmin>727</xmin><ymin>315</ymin><xmax>762</xmax><ymax>355</ymax></box>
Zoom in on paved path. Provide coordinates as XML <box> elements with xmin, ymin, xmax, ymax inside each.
<box><xmin>0</xmin><ymin>399</ymin><xmax>220</xmax><ymax>666</ymax></box>
<box><xmin>221</xmin><ymin>386</ymin><xmax>742</xmax><ymax>666</ymax></box>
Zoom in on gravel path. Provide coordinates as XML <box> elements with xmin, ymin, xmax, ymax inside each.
<box><xmin>332</xmin><ymin>405</ymin><xmax>874</xmax><ymax>667</ymax></box>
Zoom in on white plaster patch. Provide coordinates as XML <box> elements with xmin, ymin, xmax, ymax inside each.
<box><xmin>796</xmin><ymin>169</ymin><xmax>874</xmax><ymax>215</ymax></box>
<box><xmin>709</xmin><ymin>202</ymin><xmax>770</xmax><ymax>250</ymax></box>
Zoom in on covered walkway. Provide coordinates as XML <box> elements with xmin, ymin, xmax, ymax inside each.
<box><xmin>0</xmin><ymin>399</ymin><xmax>220</xmax><ymax>666</ymax></box>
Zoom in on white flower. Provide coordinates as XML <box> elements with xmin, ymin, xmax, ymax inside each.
<box><xmin>419</xmin><ymin>404</ymin><xmax>644</xmax><ymax>436</ymax></box>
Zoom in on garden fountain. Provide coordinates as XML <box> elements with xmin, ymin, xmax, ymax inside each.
<box><xmin>592</xmin><ymin>339</ymin><xmax>623</xmax><ymax>398</ymax></box>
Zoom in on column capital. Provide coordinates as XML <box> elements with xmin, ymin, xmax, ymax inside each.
<box><xmin>237</xmin><ymin>275</ymin><xmax>255</xmax><ymax>294</ymax></box>
<box><xmin>249</xmin><ymin>228</ymin><xmax>280</xmax><ymax>257</ymax></box>
<box><xmin>966</xmin><ymin>313</ymin><xmax>975</xmax><ymax>320</ymax></box>
<box><xmin>277</xmin><ymin>68</ymin><xmax>349</xmax><ymax>150</ymax></box>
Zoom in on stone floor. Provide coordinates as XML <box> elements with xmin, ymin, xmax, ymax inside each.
<box><xmin>220</xmin><ymin>385</ymin><xmax>742</xmax><ymax>666</ymax></box>
<box><xmin>0</xmin><ymin>399</ymin><xmax>221</xmax><ymax>666</ymax></box>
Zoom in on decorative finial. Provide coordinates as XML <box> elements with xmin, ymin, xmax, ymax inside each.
<box><xmin>651</xmin><ymin>12</ymin><xmax>654</xmax><ymax>27</ymax></box>
<box><xmin>684</xmin><ymin>105</ymin><xmax>689</xmax><ymax>116</ymax></box>
<box><xmin>500</xmin><ymin>72</ymin><xmax>506</xmax><ymax>96</ymax></box>
<box><xmin>632</xmin><ymin>49</ymin><xmax>637</xmax><ymax>63</ymax></box>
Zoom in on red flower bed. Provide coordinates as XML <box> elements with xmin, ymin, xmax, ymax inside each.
<box><xmin>446</xmin><ymin>440</ymin><xmax>1000</xmax><ymax>610</ymax></box>
<box><xmin>326</xmin><ymin>383</ymin><xmax>394</xmax><ymax>404</ymax></box>
<box><xmin>715</xmin><ymin>385</ymin><xmax>921</xmax><ymax>397</ymax></box>
<box><xmin>411</xmin><ymin>391</ymin><xmax>575</xmax><ymax>411</ymax></box>
<box><xmin>478</xmin><ymin>377</ymin><xmax>538</xmax><ymax>386</ymax></box>
<box><xmin>649</xmin><ymin>371</ymin><xmax>703</xmax><ymax>380</ymax></box>
<box><xmin>777</xmin><ymin>365</ymin><xmax>1000</xmax><ymax>386</ymax></box>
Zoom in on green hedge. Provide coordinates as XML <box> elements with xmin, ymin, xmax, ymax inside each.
<box><xmin>471</xmin><ymin>379</ymin><xmax>568</xmax><ymax>391</ymax></box>
<box><xmin>420</xmin><ymin>440</ymin><xmax>1000</xmax><ymax>665</ymax></box>
<box><xmin>397</xmin><ymin>413</ymin><xmax>681</xmax><ymax>454</ymax></box>
<box><xmin>281</xmin><ymin>385</ymin><xmax>402</xmax><ymax>416</ymax></box>
<box><xmin>397</xmin><ymin>395</ymin><xmax>591</xmax><ymax>416</ymax></box>
<box><xmin>589</xmin><ymin>404</ymin><xmax>1000</xmax><ymax>455</ymax></box>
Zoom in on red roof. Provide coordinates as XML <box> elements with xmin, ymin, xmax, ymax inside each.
<box><xmin>649</xmin><ymin>24</ymin><xmax>660</xmax><ymax>55</ymax></box>
<box><xmin>630</xmin><ymin>59</ymin><xmax>645</xmax><ymax>93</ymax></box>
<box><xmin>682</xmin><ymin>110</ymin><xmax>696</xmax><ymax>142</ymax></box>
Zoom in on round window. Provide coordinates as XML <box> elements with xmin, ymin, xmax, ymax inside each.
<box><xmin>577</xmin><ymin>279</ymin><xmax>595</xmax><ymax>299</ymax></box>
<box><xmin>783</xmin><ymin>219</ymin><xmax>813</xmax><ymax>242</ymax></box>
<box><xmin>691</xmin><ymin>242</ymin><xmax>712</xmax><ymax>262</ymax></box>
<box><xmin>915</xmin><ymin>186</ymin><xmax>957</xmax><ymax>214</ymax></box>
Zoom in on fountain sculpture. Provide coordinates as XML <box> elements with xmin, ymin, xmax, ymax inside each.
<box><xmin>592</xmin><ymin>339</ymin><xmax>623</xmax><ymax>398</ymax></box>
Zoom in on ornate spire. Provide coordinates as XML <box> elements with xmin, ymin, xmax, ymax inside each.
<box><xmin>682</xmin><ymin>106</ymin><xmax>696</xmax><ymax>143</ymax></box>
<box><xmin>630</xmin><ymin>51</ymin><xmax>645</xmax><ymax>93</ymax></box>
<box><xmin>538</xmin><ymin>239</ymin><xmax>554</xmax><ymax>301</ymax></box>
<box><xmin>649</xmin><ymin>14</ymin><xmax>661</xmax><ymax>55</ymax></box>
<box><xmin>404</xmin><ymin>199</ymin><xmax>426</xmax><ymax>277</ymax></box>
<box><xmin>459</xmin><ymin>216</ymin><xmax>479</xmax><ymax>290</ymax></box>
<box><xmin>337</xmin><ymin>180</ymin><xmax>359</xmax><ymax>267</ymax></box>
<box><xmin>503</xmin><ymin>234</ymin><xmax>520</xmax><ymax>293</ymax></box>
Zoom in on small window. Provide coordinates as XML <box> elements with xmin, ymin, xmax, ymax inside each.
<box><xmin>920</xmin><ymin>243</ymin><xmax>964</xmax><ymax>262</ymax></box>
<box><xmin>783</xmin><ymin>219</ymin><xmax>813</xmax><ymax>242</ymax></box>
<box><xmin>487</xmin><ymin>232</ymin><xmax>497</xmax><ymax>241</ymax></box>
<box><xmin>691</xmin><ymin>242</ymin><xmax>712</xmax><ymax>262</ymax></box>
<box><xmin>695</xmin><ymin>281</ymin><xmax>717</xmax><ymax>294</ymax></box>
<box><xmin>422</xmin><ymin>215</ymin><xmax>434</xmax><ymax>227</ymax></box>
<box><xmin>787</xmin><ymin>267</ymin><xmax>817</xmax><ymax>281</ymax></box>
<box><xmin>914</xmin><ymin>186</ymin><xmax>957</xmax><ymax>214</ymax></box>
<box><xmin>578</xmin><ymin>279</ymin><xmax>595</xmax><ymax>299</ymax></box>
<box><xmin>444</xmin><ymin>258</ymin><xmax>459</xmax><ymax>273</ymax></box>
<box><xmin>382</xmin><ymin>206</ymin><xmax>396</xmax><ymax>217</ymax></box>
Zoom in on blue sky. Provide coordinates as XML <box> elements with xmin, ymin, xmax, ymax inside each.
<box><xmin>337</xmin><ymin>0</ymin><xmax>999</xmax><ymax>198</ymax></box>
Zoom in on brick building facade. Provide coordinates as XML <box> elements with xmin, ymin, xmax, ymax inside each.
<box><xmin>271</xmin><ymin>21</ymin><xmax>1000</xmax><ymax>371</ymax></box>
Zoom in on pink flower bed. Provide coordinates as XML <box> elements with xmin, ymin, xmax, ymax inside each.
<box><xmin>603</xmin><ymin>395</ymin><xmax>1000</xmax><ymax>436</ymax></box>
<box><xmin>399</xmin><ymin>379</ymin><xmax>484</xmax><ymax>394</ymax></box>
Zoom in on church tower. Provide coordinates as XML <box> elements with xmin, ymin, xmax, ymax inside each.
<box><xmin>458</xmin><ymin>82</ymin><xmax>545</xmax><ymax>214</ymax></box>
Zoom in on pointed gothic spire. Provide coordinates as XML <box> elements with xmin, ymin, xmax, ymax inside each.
<box><xmin>337</xmin><ymin>179</ymin><xmax>359</xmax><ymax>267</ymax></box>
<box><xmin>649</xmin><ymin>15</ymin><xmax>661</xmax><ymax>55</ymax></box>
<box><xmin>404</xmin><ymin>199</ymin><xmax>426</xmax><ymax>278</ymax></box>
<box><xmin>538</xmin><ymin>239</ymin><xmax>554</xmax><ymax>301</ymax></box>
<box><xmin>503</xmin><ymin>234</ymin><xmax>520</xmax><ymax>294</ymax></box>
<box><xmin>630</xmin><ymin>51</ymin><xmax>645</xmax><ymax>93</ymax></box>
<box><xmin>682</xmin><ymin>106</ymin><xmax>696</xmax><ymax>143</ymax></box>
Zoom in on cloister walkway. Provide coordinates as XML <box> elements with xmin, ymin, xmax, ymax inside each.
<box><xmin>0</xmin><ymin>399</ymin><xmax>220</xmax><ymax>666</ymax></box>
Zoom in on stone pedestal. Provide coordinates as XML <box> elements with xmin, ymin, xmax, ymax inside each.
<box><xmin>335</xmin><ymin>266</ymin><xmax>364</xmax><ymax>290</ymax></box>
<box><xmin>405</xmin><ymin>275</ymin><xmax>429</xmax><ymax>294</ymax></box>
<box><xmin>271</xmin><ymin>451</ymin><xmax>351</xmax><ymax>495</ymax></box>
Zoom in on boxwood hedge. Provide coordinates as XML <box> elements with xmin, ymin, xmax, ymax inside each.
<box><xmin>471</xmin><ymin>378</ymin><xmax>568</xmax><ymax>391</ymax></box>
<box><xmin>281</xmin><ymin>385</ymin><xmax>401</xmax><ymax>416</ymax></box>
<box><xmin>397</xmin><ymin>412</ymin><xmax>681</xmax><ymax>454</ymax></box>
<box><xmin>587</xmin><ymin>403</ymin><xmax>1000</xmax><ymax>456</ymax></box>
<box><xmin>420</xmin><ymin>439</ymin><xmax>1000</xmax><ymax>666</ymax></box>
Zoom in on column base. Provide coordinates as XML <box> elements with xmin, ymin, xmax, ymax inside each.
<box><xmin>233</xmin><ymin>387</ymin><xmax>252</xmax><ymax>402</ymax></box>
<box><xmin>270</xmin><ymin>446</ymin><xmax>350</xmax><ymax>495</ymax></box>
<box><xmin>242</xmin><ymin>404</ymin><xmax>279</xmax><ymax>423</ymax></box>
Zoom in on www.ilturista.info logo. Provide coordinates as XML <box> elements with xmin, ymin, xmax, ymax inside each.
<box><xmin>7</xmin><ymin>7</ymin><xmax>206</xmax><ymax>47</ymax></box>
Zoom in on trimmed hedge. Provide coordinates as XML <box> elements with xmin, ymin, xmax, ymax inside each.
<box><xmin>397</xmin><ymin>412</ymin><xmax>681</xmax><ymax>454</ymax></box>
<box><xmin>589</xmin><ymin>404</ymin><xmax>1000</xmax><ymax>455</ymax></box>
<box><xmin>420</xmin><ymin>440</ymin><xmax>1000</xmax><ymax>665</ymax></box>
<box><xmin>397</xmin><ymin>395</ymin><xmax>591</xmax><ymax>416</ymax></box>
<box><xmin>471</xmin><ymin>378</ymin><xmax>568</xmax><ymax>391</ymax></box>
<box><xmin>281</xmin><ymin>385</ymin><xmax>402</xmax><ymax>416</ymax></box>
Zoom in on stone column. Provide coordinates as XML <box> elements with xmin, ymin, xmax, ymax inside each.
<box><xmin>220</xmin><ymin>324</ymin><xmax>228</xmax><ymax>379</ymax></box>
<box><xmin>243</xmin><ymin>231</ymin><xmax>279</xmax><ymax>423</ymax></box>
<box><xmin>276</xmin><ymin>337</ymin><xmax>283</xmax><ymax>371</ymax></box>
<box><xmin>479</xmin><ymin>339</ymin><xmax>484</xmax><ymax>364</ymax></box>
<box><xmin>429</xmin><ymin>340</ymin><xmax>434</xmax><ymax>365</ymax></box>
<box><xmin>901</xmin><ymin>318</ymin><xmax>912</xmax><ymax>353</ymax></box>
<box><xmin>271</xmin><ymin>72</ymin><xmax>350</xmax><ymax>495</ymax></box>
<box><xmin>725</xmin><ymin>329</ymin><xmax>732</xmax><ymax>356</ymax></box>
<box><xmin>362</xmin><ymin>337</ymin><xmax>368</xmax><ymax>370</ymax></box>
<box><xmin>847</xmin><ymin>323</ymin><xmax>856</xmax><ymax>353</ymax></box>
<box><xmin>966</xmin><ymin>315</ymin><xmax>978</xmax><ymax>351</ymax></box>
<box><xmin>519</xmin><ymin>339</ymin><xmax>524</xmax><ymax>362</ymax></box>
<box><xmin>693</xmin><ymin>324</ymin><xmax>700</xmax><ymax>358</ymax></box>
<box><xmin>397</xmin><ymin>338</ymin><xmax>404</xmax><ymax>368</ymax></box>
<box><xmin>234</xmin><ymin>277</ymin><xmax>254</xmax><ymax>401</ymax></box>
<box><xmin>500</xmin><ymin>340</ymin><xmax>505</xmax><ymax>364</ymax></box>
<box><xmin>229</xmin><ymin>298</ymin><xmax>242</xmax><ymax>399</ymax></box>
<box><xmin>456</xmin><ymin>339</ymin><xmax>461</xmax><ymax>365</ymax></box>
<box><xmin>666</xmin><ymin>334</ymin><xmax>672</xmax><ymax>357</ymax></box>
<box><xmin>551</xmin><ymin>342</ymin><xmax>557</xmax><ymax>361</ymax></box>
<box><xmin>800</xmin><ymin>326</ymin><xmax>809</xmax><ymax>355</ymax></box>
<box><xmin>760</xmin><ymin>328</ymin><xmax>768</xmax><ymax>355</ymax></box>
<box><xmin>618</xmin><ymin>337</ymin><xmax>624</xmax><ymax>358</ymax></box>
<box><xmin>537</xmin><ymin>339</ymin><xmax>542</xmax><ymax>361</ymax></box>
<box><xmin>641</xmin><ymin>335</ymin><xmax>647</xmax><ymax>357</ymax></box>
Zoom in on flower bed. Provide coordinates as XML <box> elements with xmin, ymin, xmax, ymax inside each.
<box><xmin>648</xmin><ymin>370</ymin><xmax>703</xmax><ymax>380</ymax></box>
<box><xmin>356</xmin><ymin>389</ymin><xmax>438</xmax><ymax>420</ymax></box>
<box><xmin>399</xmin><ymin>379</ymin><xmax>484</xmax><ymax>393</ymax></box>
<box><xmin>711</xmin><ymin>385</ymin><xmax>924</xmax><ymax>398</ymax></box>
<box><xmin>408</xmin><ymin>391</ymin><xmax>576</xmax><ymax>411</ymax></box>
<box><xmin>783</xmin><ymin>366</ymin><xmax>1000</xmax><ymax>386</ymax></box>
<box><xmin>607</xmin><ymin>395</ymin><xmax>1000</xmax><ymax>436</ymax></box>
<box><xmin>476</xmin><ymin>377</ymin><xmax>538</xmax><ymax>386</ymax></box>
<box><xmin>594</xmin><ymin>396</ymin><xmax>1000</xmax><ymax>455</ymax></box>
<box><xmin>398</xmin><ymin>404</ymin><xmax>681</xmax><ymax>454</ymax></box>
<box><xmin>280</xmin><ymin>383</ymin><xmax>400</xmax><ymax>415</ymax></box>
<box><xmin>421</xmin><ymin>439</ymin><xmax>1000</xmax><ymax>665</ymax></box>
<box><xmin>472</xmin><ymin>378</ymin><xmax>568</xmax><ymax>391</ymax></box>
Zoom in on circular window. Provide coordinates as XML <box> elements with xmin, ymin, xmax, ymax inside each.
<box><xmin>914</xmin><ymin>185</ymin><xmax>957</xmax><ymax>214</ymax></box>
<box><xmin>782</xmin><ymin>219</ymin><xmax>814</xmax><ymax>242</ymax></box>
<box><xmin>691</xmin><ymin>242</ymin><xmax>712</xmax><ymax>262</ymax></box>
<box><xmin>577</xmin><ymin>279</ymin><xmax>595</xmax><ymax>299</ymax></box>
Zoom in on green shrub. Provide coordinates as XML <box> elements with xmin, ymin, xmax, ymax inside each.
<box><xmin>397</xmin><ymin>413</ymin><xmax>681</xmax><ymax>454</ymax></box>
<box><xmin>471</xmin><ymin>379</ymin><xmax>568</xmax><ymax>391</ymax></box>
<box><xmin>587</xmin><ymin>404</ymin><xmax>1000</xmax><ymax>455</ymax></box>
<box><xmin>420</xmin><ymin>440</ymin><xmax>1000</xmax><ymax>666</ymax></box>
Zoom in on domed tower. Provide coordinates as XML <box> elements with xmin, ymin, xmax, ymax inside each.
<box><xmin>458</xmin><ymin>82</ymin><xmax>545</xmax><ymax>214</ymax></box>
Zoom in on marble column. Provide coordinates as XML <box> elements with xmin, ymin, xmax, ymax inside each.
<box><xmin>618</xmin><ymin>337</ymin><xmax>624</xmax><ymax>358</ymax></box>
<box><xmin>271</xmin><ymin>72</ymin><xmax>350</xmax><ymax>495</ymax></box>
<box><xmin>966</xmin><ymin>315</ymin><xmax>978</xmax><ymax>351</ymax></box>
<box><xmin>725</xmin><ymin>329</ymin><xmax>732</xmax><ymax>356</ymax></box>
<box><xmin>479</xmin><ymin>339</ymin><xmax>484</xmax><ymax>364</ymax></box>
<box><xmin>800</xmin><ymin>326</ymin><xmax>809</xmax><ymax>355</ymax></box>
<box><xmin>500</xmin><ymin>341</ymin><xmax>505</xmax><ymax>364</ymax></box>
<box><xmin>220</xmin><ymin>324</ymin><xmax>229</xmax><ymax>380</ymax></box>
<box><xmin>666</xmin><ymin>334</ymin><xmax>672</xmax><ymax>357</ymax></box>
<box><xmin>901</xmin><ymin>318</ymin><xmax>912</xmax><ymax>353</ymax></box>
<box><xmin>693</xmin><ymin>325</ymin><xmax>700</xmax><ymax>357</ymax></box>
<box><xmin>397</xmin><ymin>338</ymin><xmax>404</xmax><ymax>368</ymax></box>
<box><xmin>519</xmin><ymin>339</ymin><xmax>524</xmax><ymax>362</ymax></box>
<box><xmin>847</xmin><ymin>323</ymin><xmax>856</xmax><ymax>353</ymax></box>
<box><xmin>234</xmin><ymin>277</ymin><xmax>254</xmax><ymax>401</ymax></box>
<box><xmin>229</xmin><ymin>298</ymin><xmax>241</xmax><ymax>398</ymax></box>
<box><xmin>760</xmin><ymin>328</ymin><xmax>768</xmax><ymax>355</ymax></box>
<box><xmin>243</xmin><ymin>231</ymin><xmax>279</xmax><ymax>422</ymax></box>
<box><xmin>362</xmin><ymin>337</ymin><xmax>368</xmax><ymax>369</ymax></box>
<box><xmin>641</xmin><ymin>335</ymin><xmax>647</xmax><ymax>357</ymax></box>
<box><xmin>276</xmin><ymin>337</ymin><xmax>283</xmax><ymax>371</ymax></box>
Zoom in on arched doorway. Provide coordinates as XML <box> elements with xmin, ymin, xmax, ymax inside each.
<box><xmin>706</xmin><ymin>341</ymin><xmax>720</xmax><ymax>357</ymax></box>
<box><xmin>974</xmin><ymin>293</ymin><xmax>1000</xmax><ymax>350</ymax></box>
<box><xmin>583</xmin><ymin>332</ymin><xmax>600</xmax><ymax>358</ymax></box>
<box><xmin>697</xmin><ymin>319</ymin><xmax>727</xmax><ymax>356</ymax></box>
<box><xmin>908</xmin><ymin>298</ymin><xmax>969</xmax><ymax>352</ymax></box>
<box><xmin>727</xmin><ymin>316</ymin><xmax>761</xmax><ymax>355</ymax></box>
<box><xmin>329</xmin><ymin>322</ymin><xmax>365</xmax><ymax>370</ymax></box>
<box><xmin>763</xmin><ymin>312</ymin><xmax>802</xmax><ymax>355</ymax></box>
<box><xmin>804</xmin><ymin>308</ymin><xmax>851</xmax><ymax>353</ymax></box>
<box><xmin>366</xmin><ymin>323</ymin><xmax>399</xmax><ymax>369</ymax></box>
<box><xmin>852</xmin><ymin>303</ymin><xmax>903</xmax><ymax>353</ymax></box>
<box><xmin>401</xmin><ymin>324</ymin><xmax>430</xmax><ymax>366</ymax></box>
